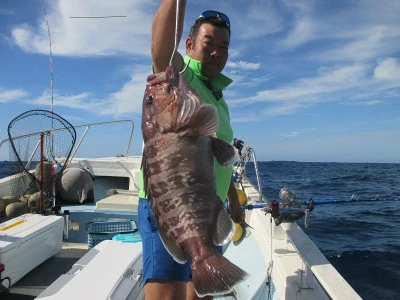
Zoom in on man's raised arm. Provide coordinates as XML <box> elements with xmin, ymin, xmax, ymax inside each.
<box><xmin>151</xmin><ymin>0</ymin><xmax>186</xmax><ymax>73</ymax></box>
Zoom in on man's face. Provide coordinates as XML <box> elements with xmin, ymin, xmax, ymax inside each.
<box><xmin>186</xmin><ymin>23</ymin><xmax>230</xmax><ymax>80</ymax></box>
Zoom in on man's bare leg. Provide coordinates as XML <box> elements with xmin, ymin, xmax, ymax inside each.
<box><xmin>186</xmin><ymin>281</ymin><xmax>213</xmax><ymax>300</ymax></box>
<box><xmin>145</xmin><ymin>280</ymin><xmax>187</xmax><ymax>300</ymax></box>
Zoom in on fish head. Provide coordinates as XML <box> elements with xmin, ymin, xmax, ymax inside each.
<box><xmin>142</xmin><ymin>65</ymin><xmax>181</xmax><ymax>136</ymax></box>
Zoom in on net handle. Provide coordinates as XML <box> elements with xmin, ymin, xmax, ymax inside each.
<box><xmin>40</xmin><ymin>133</ymin><xmax>44</xmax><ymax>214</ymax></box>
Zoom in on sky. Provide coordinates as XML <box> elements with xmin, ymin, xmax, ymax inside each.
<box><xmin>0</xmin><ymin>0</ymin><xmax>399</xmax><ymax>163</ymax></box>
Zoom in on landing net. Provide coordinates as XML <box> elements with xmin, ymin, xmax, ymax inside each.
<box><xmin>7</xmin><ymin>109</ymin><xmax>76</xmax><ymax>215</ymax></box>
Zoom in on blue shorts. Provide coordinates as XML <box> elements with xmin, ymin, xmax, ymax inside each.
<box><xmin>138</xmin><ymin>198</ymin><xmax>222</xmax><ymax>284</ymax></box>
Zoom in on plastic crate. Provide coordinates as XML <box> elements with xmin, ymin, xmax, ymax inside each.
<box><xmin>87</xmin><ymin>220</ymin><xmax>137</xmax><ymax>249</ymax></box>
<box><xmin>112</xmin><ymin>232</ymin><xmax>142</xmax><ymax>243</ymax></box>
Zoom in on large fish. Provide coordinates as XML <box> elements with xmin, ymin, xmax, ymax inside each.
<box><xmin>141</xmin><ymin>65</ymin><xmax>249</xmax><ymax>297</ymax></box>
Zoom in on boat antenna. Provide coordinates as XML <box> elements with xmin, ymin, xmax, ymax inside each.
<box><xmin>39</xmin><ymin>0</ymin><xmax>54</xmax><ymax>115</ymax></box>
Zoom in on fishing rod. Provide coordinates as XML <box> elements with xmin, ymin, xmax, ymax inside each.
<box><xmin>232</xmin><ymin>139</ymin><xmax>314</xmax><ymax>228</ymax></box>
<box><xmin>242</xmin><ymin>198</ymin><xmax>396</xmax><ymax>208</ymax></box>
<box><xmin>301</xmin><ymin>196</ymin><xmax>399</xmax><ymax>205</ymax></box>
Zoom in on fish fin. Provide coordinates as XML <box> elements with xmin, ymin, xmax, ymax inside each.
<box><xmin>210</xmin><ymin>137</ymin><xmax>237</xmax><ymax>167</ymax></box>
<box><xmin>191</xmin><ymin>104</ymin><xmax>219</xmax><ymax>136</ymax></box>
<box><xmin>180</xmin><ymin>104</ymin><xmax>218</xmax><ymax>136</ymax></box>
<box><xmin>158</xmin><ymin>226</ymin><xmax>188</xmax><ymax>263</ymax></box>
<box><xmin>176</xmin><ymin>89</ymin><xmax>202</xmax><ymax>127</ymax></box>
<box><xmin>191</xmin><ymin>253</ymin><xmax>249</xmax><ymax>297</ymax></box>
<box><xmin>212</xmin><ymin>200</ymin><xmax>235</xmax><ymax>246</ymax></box>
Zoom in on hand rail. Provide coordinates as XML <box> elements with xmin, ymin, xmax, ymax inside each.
<box><xmin>68</xmin><ymin>120</ymin><xmax>134</xmax><ymax>162</ymax></box>
<box><xmin>0</xmin><ymin>119</ymin><xmax>135</xmax><ymax>161</ymax></box>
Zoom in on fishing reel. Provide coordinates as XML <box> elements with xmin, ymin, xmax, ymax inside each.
<box><xmin>232</xmin><ymin>138</ymin><xmax>251</xmax><ymax>185</ymax></box>
<box><xmin>264</xmin><ymin>187</ymin><xmax>314</xmax><ymax>228</ymax></box>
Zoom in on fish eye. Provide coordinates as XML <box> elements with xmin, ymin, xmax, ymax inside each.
<box><xmin>146</xmin><ymin>95</ymin><xmax>153</xmax><ymax>104</ymax></box>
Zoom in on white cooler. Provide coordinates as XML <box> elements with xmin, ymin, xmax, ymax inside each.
<box><xmin>0</xmin><ymin>213</ymin><xmax>64</xmax><ymax>285</ymax></box>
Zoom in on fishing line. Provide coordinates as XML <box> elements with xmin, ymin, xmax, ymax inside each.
<box><xmin>170</xmin><ymin>0</ymin><xmax>180</xmax><ymax>66</ymax></box>
<box><xmin>69</xmin><ymin>16</ymin><xmax>127</xmax><ymax>18</ymax></box>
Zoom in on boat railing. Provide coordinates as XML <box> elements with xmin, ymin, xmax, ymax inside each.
<box><xmin>0</xmin><ymin>119</ymin><xmax>135</xmax><ymax>162</ymax></box>
<box><xmin>233</xmin><ymin>138</ymin><xmax>264</xmax><ymax>203</ymax></box>
<box><xmin>68</xmin><ymin>120</ymin><xmax>134</xmax><ymax>162</ymax></box>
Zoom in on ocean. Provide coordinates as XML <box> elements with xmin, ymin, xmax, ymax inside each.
<box><xmin>1</xmin><ymin>160</ymin><xmax>399</xmax><ymax>299</ymax></box>
<box><xmin>245</xmin><ymin>161</ymin><xmax>400</xmax><ymax>300</ymax></box>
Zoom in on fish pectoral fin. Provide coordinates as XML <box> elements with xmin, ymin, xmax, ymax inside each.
<box><xmin>183</xmin><ymin>104</ymin><xmax>218</xmax><ymax>136</ymax></box>
<box><xmin>212</xmin><ymin>200</ymin><xmax>235</xmax><ymax>246</ymax></box>
<box><xmin>158</xmin><ymin>227</ymin><xmax>187</xmax><ymax>263</ymax></box>
<box><xmin>177</xmin><ymin>89</ymin><xmax>202</xmax><ymax>127</ymax></box>
<box><xmin>210</xmin><ymin>137</ymin><xmax>237</xmax><ymax>167</ymax></box>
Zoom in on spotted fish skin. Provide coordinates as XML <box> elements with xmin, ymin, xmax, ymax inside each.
<box><xmin>141</xmin><ymin>65</ymin><xmax>248</xmax><ymax>297</ymax></box>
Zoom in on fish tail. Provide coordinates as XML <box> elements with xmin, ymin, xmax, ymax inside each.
<box><xmin>191</xmin><ymin>253</ymin><xmax>249</xmax><ymax>297</ymax></box>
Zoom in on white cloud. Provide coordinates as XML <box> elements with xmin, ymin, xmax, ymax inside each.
<box><xmin>279</xmin><ymin>17</ymin><xmax>316</xmax><ymax>49</ymax></box>
<box><xmin>319</xmin><ymin>26</ymin><xmax>400</xmax><ymax>62</ymax></box>
<box><xmin>0</xmin><ymin>88</ymin><xmax>27</xmax><ymax>103</ymax></box>
<box><xmin>234</xmin><ymin>1</ymin><xmax>285</xmax><ymax>39</ymax></box>
<box><xmin>388</xmin><ymin>90</ymin><xmax>400</xmax><ymax>97</ymax></box>
<box><xmin>226</xmin><ymin>60</ymin><xmax>260</xmax><ymax>70</ymax></box>
<box><xmin>263</xmin><ymin>103</ymin><xmax>304</xmax><ymax>116</ymax></box>
<box><xmin>30</xmin><ymin>65</ymin><xmax>149</xmax><ymax>117</ymax></box>
<box><xmin>100</xmin><ymin>67</ymin><xmax>149</xmax><ymax>116</ymax></box>
<box><xmin>10</xmin><ymin>0</ymin><xmax>153</xmax><ymax>57</ymax></box>
<box><xmin>374</xmin><ymin>58</ymin><xmax>400</xmax><ymax>82</ymax></box>
<box><xmin>230</xmin><ymin>63</ymin><xmax>370</xmax><ymax>105</ymax></box>
<box><xmin>360</xmin><ymin>100</ymin><xmax>381</xmax><ymax>106</ymax></box>
<box><xmin>282</xmin><ymin>131</ymin><xmax>300</xmax><ymax>138</ymax></box>
<box><xmin>32</xmin><ymin>91</ymin><xmax>100</xmax><ymax>110</ymax></box>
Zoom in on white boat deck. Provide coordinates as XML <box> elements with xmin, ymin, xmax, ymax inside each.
<box><xmin>96</xmin><ymin>189</ymin><xmax>139</xmax><ymax>211</ymax></box>
<box><xmin>9</xmin><ymin>243</ymin><xmax>88</xmax><ymax>298</ymax></box>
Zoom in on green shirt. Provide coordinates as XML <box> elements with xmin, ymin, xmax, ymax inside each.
<box><xmin>139</xmin><ymin>56</ymin><xmax>234</xmax><ymax>201</ymax></box>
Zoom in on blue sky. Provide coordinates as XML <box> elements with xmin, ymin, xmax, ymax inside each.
<box><xmin>1</xmin><ymin>0</ymin><xmax>399</xmax><ymax>162</ymax></box>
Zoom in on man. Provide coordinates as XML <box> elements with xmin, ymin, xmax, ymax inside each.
<box><xmin>138</xmin><ymin>1</ymin><xmax>244</xmax><ymax>299</ymax></box>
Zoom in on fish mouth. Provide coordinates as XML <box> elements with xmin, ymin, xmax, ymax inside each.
<box><xmin>145</xmin><ymin>65</ymin><xmax>180</xmax><ymax>115</ymax></box>
<box><xmin>147</xmin><ymin>65</ymin><xmax>180</xmax><ymax>93</ymax></box>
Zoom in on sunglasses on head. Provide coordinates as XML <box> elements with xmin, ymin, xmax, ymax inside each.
<box><xmin>192</xmin><ymin>10</ymin><xmax>230</xmax><ymax>29</ymax></box>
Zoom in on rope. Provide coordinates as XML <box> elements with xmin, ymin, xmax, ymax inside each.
<box><xmin>266</xmin><ymin>215</ymin><xmax>274</xmax><ymax>299</ymax></box>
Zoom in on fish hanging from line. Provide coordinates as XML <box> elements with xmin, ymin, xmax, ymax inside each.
<box><xmin>141</xmin><ymin>65</ymin><xmax>249</xmax><ymax>297</ymax></box>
